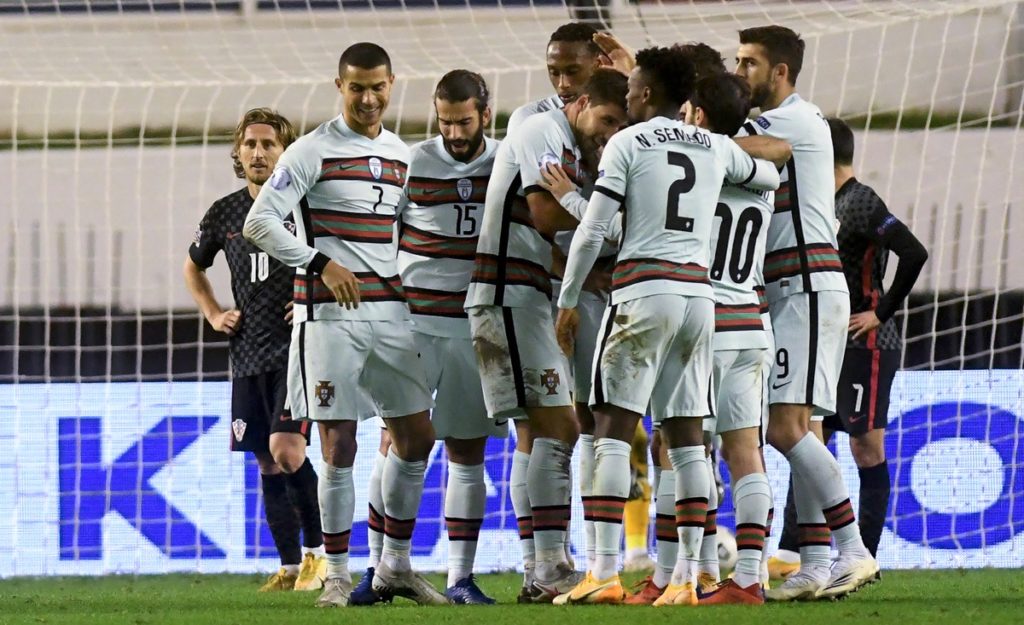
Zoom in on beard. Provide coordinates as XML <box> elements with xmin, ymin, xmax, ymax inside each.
<box><xmin>443</xmin><ymin>127</ymin><xmax>485</xmax><ymax>163</ymax></box>
<box><xmin>749</xmin><ymin>81</ymin><xmax>772</xmax><ymax>109</ymax></box>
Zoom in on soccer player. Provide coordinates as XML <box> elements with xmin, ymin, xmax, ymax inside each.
<box><xmin>465</xmin><ymin>68</ymin><xmax>628</xmax><ymax>603</ymax></box>
<box><xmin>397</xmin><ymin>69</ymin><xmax>508</xmax><ymax>604</ymax></box>
<box><xmin>773</xmin><ymin>118</ymin><xmax>927</xmax><ymax>569</ymax></box>
<box><xmin>550</xmin><ymin>46</ymin><xmax>786</xmax><ymax>606</ymax></box>
<box><xmin>183</xmin><ymin>108</ymin><xmax>325</xmax><ymax>593</ymax></box>
<box><xmin>683</xmin><ymin>74</ymin><xmax>777</xmax><ymax>605</ymax></box>
<box><xmin>734</xmin><ymin>25</ymin><xmax>879</xmax><ymax>600</ymax></box>
<box><xmin>243</xmin><ymin>43</ymin><xmax>446</xmax><ymax>608</ymax></box>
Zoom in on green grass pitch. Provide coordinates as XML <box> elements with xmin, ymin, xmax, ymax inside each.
<box><xmin>1</xmin><ymin>569</ymin><xmax>1021</xmax><ymax>625</ymax></box>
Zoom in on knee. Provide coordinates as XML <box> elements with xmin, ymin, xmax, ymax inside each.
<box><xmin>389</xmin><ymin>413</ymin><xmax>436</xmax><ymax>462</ymax></box>
<box><xmin>272</xmin><ymin>449</ymin><xmax>306</xmax><ymax>474</ymax></box>
<box><xmin>766</xmin><ymin>421</ymin><xmax>803</xmax><ymax>455</ymax></box>
<box><xmin>850</xmin><ymin>434</ymin><xmax>886</xmax><ymax>468</ymax></box>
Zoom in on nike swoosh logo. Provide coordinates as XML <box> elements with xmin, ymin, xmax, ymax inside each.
<box><xmin>226</xmin><ymin>232</ymin><xmax>242</xmax><ymax>239</ymax></box>
<box><xmin>771</xmin><ymin>381</ymin><xmax>792</xmax><ymax>390</ymax></box>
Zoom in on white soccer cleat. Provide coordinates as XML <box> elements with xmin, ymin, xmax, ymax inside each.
<box><xmin>371</xmin><ymin>561</ymin><xmax>450</xmax><ymax>605</ymax></box>
<box><xmin>530</xmin><ymin>563</ymin><xmax>585</xmax><ymax>604</ymax></box>
<box><xmin>623</xmin><ymin>552</ymin><xmax>657</xmax><ymax>573</ymax></box>
<box><xmin>816</xmin><ymin>552</ymin><xmax>880</xmax><ymax>600</ymax></box>
<box><xmin>763</xmin><ymin>568</ymin><xmax>828</xmax><ymax>602</ymax></box>
<box><xmin>315</xmin><ymin>577</ymin><xmax>352</xmax><ymax>608</ymax></box>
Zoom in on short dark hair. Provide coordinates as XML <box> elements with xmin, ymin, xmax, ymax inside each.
<box><xmin>738</xmin><ymin>25</ymin><xmax>804</xmax><ymax>85</ymax></box>
<box><xmin>671</xmin><ymin>42</ymin><xmax>726</xmax><ymax>80</ymax></box>
<box><xmin>689</xmin><ymin>74</ymin><xmax>752</xmax><ymax>137</ymax></box>
<box><xmin>635</xmin><ymin>46</ymin><xmax>696</xmax><ymax>109</ymax></box>
<box><xmin>435</xmin><ymin>69</ymin><xmax>490</xmax><ymax>114</ymax></box>
<box><xmin>548</xmin><ymin>22</ymin><xmax>601</xmax><ymax>56</ymax></box>
<box><xmin>580</xmin><ymin>67</ymin><xmax>628</xmax><ymax>109</ymax></box>
<box><xmin>338</xmin><ymin>42</ymin><xmax>392</xmax><ymax>77</ymax></box>
<box><xmin>231</xmin><ymin>108</ymin><xmax>296</xmax><ymax>178</ymax></box>
<box><xmin>828</xmin><ymin>117</ymin><xmax>855</xmax><ymax>166</ymax></box>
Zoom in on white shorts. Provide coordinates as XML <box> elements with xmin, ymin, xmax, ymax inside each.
<box><xmin>591</xmin><ymin>294</ymin><xmax>714</xmax><ymax>424</ymax></box>
<box><xmin>468</xmin><ymin>305</ymin><xmax>572</xmax><ymax>419</ymax></box>
<box><xmin>288</xmin><ymin>319</ymin><xmax>433</xmax><ymax>421</ymax></box>
<box><xmin>552</xmin><ymin>284</ymin><xmax>608</xmax><ymax>403</ymax></box>
<box><xmin>710</xmin><ymin>348</ymin><xmax>767</xmax><ymax>434</ymax></box>
<box><xmin>415</xmin><ymin>332</ymin><xmax>509</xmax><ymax>440</ymax></box>
<box><xmin>768</xmin><ymin>291</ymin><xmax>849</xmax><ymax>416</ymax></box>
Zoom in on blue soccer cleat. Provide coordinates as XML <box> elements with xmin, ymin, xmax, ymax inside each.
<box><xmin>445</xmin><ymin>575</ymin><xmax>497</xmax><ymax>605</ymax></box>
<box><xmin>349</xmin><ymin>567</ymin><xmax>393</xmax><ymax>606</ymax></box>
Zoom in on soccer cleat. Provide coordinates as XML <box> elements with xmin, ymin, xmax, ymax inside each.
<box><xmin>764</xmin><ymin>568</ymin><xmax>828</xmax><ymax>602</ymax></box>
<box><xmin>652</xmin><ymin>581</ymin><xmax>699</xmax><ymax>606</ymax></box>
<box><xmin>349</xmin><ymin>567</ymin><xmax>393</xmax><ymax>606</ymax></box>
<box><xmin>259</xmin><ymin>567</ymin><xmax>297</xmax><ymax>592</ymax></box>
<box><xmin>529</xmin><ymin>563</ymin><xmax>585</xmax><ymax>604</ymax></box>
<box><xmin>767</xmin><ymin>555</ymin><xmax>800</xmax><ymax>580</ymax></box>
<box><xmin>315</xmin><ymin>577</ymin><xmax>352</xmax><ymax>608</ymax></box>
<box><xmin>623</xmin><ymin>553</ymin><xmax>657</xmax><ymax>573</ymax></box>
<box><xmin>372</xmin><ymin>561</ymin><xmax>450</xmax><ymax>605</ymax></box>
<box><xmin>446</xmin><ymin>575</ymin><xmax>497</xmax><ymax>605</ymax></box>
<box><xmin>816</xmin><ymin>553</ymin><xmax>880</xmax><ymax>600</ymax></box>
<box><xmin>552</xmin><ymin>572</ymin><xmax>626</xmax><ymax>605</ymax></box>
<box><xmin>293</xmin><ymin>553</ymin><xmax>327</xmax><ymax>592</ymax></box>
<box><xmin>517</xmin><ymin>583</ymin><xmax>544</xmax><ymax>604</ymax></box>
<box><xmin>697</xmin><ymin>572</ymin><xmax>719</xmax><ymax>595</ymax></box>
<box><xmin>699</xmin><ymin>579</ymin><xmax>765</xmax><ymax>606</ymax></box>
<box><xmin>624</xmin><ymin>576</ymin><xmax>665</xmax><ymax>605</ymax></box>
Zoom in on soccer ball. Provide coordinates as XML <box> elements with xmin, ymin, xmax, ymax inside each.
<box><xmin>717</xmin><ymin>527</ymin><xmax>739</xmax><ymax>569</ymax></box>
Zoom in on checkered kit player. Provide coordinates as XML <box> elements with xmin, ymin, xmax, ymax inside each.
<box><xmin>243</xmin><ymin>43</ymin><xmax>447</xmax><ymax>608</ymax></box>
<box><xmin>183</xmin><ymin>108</ymin><xmax>326</xmax><ymax>593</ymax></box>
<box><xmin>733</xmin><ymin>25</ymin><xmax>879</xmax><ymax>599</ymax></box>
<box><xmin>550</xmin><ymin>46</ymin><xmax>787</xmax><ymax>606</ymax></box>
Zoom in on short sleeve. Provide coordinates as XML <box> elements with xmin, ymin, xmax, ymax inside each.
<box><xmin>591</xmin><ymin>132</ymin><xmax>631</xmax><ymax>203</ymax></box>
<box><xmin>516</xmin><ymin>119</ymin><xmax>568</xmax><ymax>194</ymax></box>
<box><xmin>188</xmin><ymin>204</ymin><xmax>223</xmax><ymax>269</ymax></box>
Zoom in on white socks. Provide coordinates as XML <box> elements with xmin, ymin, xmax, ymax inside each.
<box><xmin>732</xmin><ymin>472</ymin><xmax>772</xmax><ymax>588</ymax></box>
<box><xmin>653</xmin><ymin>466</ymin><xmax>677</xmax><ymax>588</ymax></box>
<box><xmin>668</xmin><ymin>446</ymin><xmax>709</xmax><ymax>586</ymax></box>
<box><xmin>578</xmin><ymin>434</ymin><xmax>597</xmax><ymax>570</ymax></box>
<box><xmin>590</xmin><ymin>438</ymin><xmax>631</xmax><ymax>580</ymax></box>
<box><xmin>380</xmin><ymin>453</ymin><xmax>426</xmax><ymax>573</ymax></box>
<box><xmin>510</xmin><ymin>450</ymin><xmax>535</xmax><ymax>582</ymax></box>
<box><xmin>318</xmin><ymin>462</ymin><xmax>354</xmax><ymax>582</ymax></box>
<box><xmin>445</xmin><ymin>462</ymin><xmax>486</xmax><ymax>588</ymax></box>
<box><xmin>366</xmin><ymin>451</ymin><xmax>386</xmax><ymax>568</ymax></box>
<box><xmin>699</xmin><ymin>456</ymin><xmax>720</xmax><ymax>582</ymax></box>
<box><xmin>529</xmin><ymin>438</ymin><xmax>573</xmax><ymax>582</ymax></box>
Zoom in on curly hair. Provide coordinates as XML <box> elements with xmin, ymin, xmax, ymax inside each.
<box><xmin>548</xmin><ymin>22</ymin><xmax>602</xmax><ymax>56</ymax></box>
<box><xmin>635</xmin><ymin>46</ymin><xmax>697</xmax><ymax>109</ymax></box>
<box><xmin>230</xmin><ymin>108</ymin><xmax>296</xmax><ymax>179</ymax></box>
<box><xmin>671</xmin><ymin>41</ymin><xmax>726</xmax><ymax>80</ymax></box>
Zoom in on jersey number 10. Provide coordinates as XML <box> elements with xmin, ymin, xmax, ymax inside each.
<box><xmin>710</xmin><ymin>204</ymin><xmax>764</xmax><ymax>284</ymax></box>
<box><xmin>249</xmin><ymin>252</ymin><xmax>270</xmax><ymax>283</ymax></box>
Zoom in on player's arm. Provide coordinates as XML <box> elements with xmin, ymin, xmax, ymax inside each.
<box><xmin>849</xmin><ymin>198</ymin><xmax>928</xmax><ymax>339</ymax></box>
<box><xmin>539</xmin><ymin>164</ymin><xmax>623</xmax><ymax>244</ymax></box>
<box><xmin>517</xmin><ymin>125</ymin><xmax>581</xmax><ymax>236</ymax></box>
<box><xmin>731</xmin><ymin>135</ymin><xmax>791</xmax><ymax>169</ymax></box>
<box><xmin>525</xmin><ymin>185</ymin><xmax>579</xmax><ymax>236</ymax></box>
<box><xmin>183</xmin><ymin>208</ymin><xmax>241</xmax><ymax>336</ymax></box>
<box><xmin>719</xmin><ymin>136</ymin><xmax>781</xmax><ymax>191</ymax></box>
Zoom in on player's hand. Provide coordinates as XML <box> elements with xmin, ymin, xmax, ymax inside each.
<box><xmin>555</xmin><ymin>307</ymin><xmax>580</xmax><ymax>357</ymax></box>
<box><xmin>322</xmin><ymin>260</ymin><xmax>363</xmax><ymax>310</ymax></box>
<box><xmin>849</xmin><ymin>310</ymin><xmax>881</xmax><ymax>340</ymax></box>
<box><xmin>539</xmin><ymin>162</ymin><xmax>576</xmax><ymax>201</ymax></box>
<box><xmin>211</xmin><ymin>309</ymin><xmax>241</xmax><ymax>336</ymax></box>
<box><xmin>593</xmin><ymin>32</ymin><xmax>636</xmax><ymax>76</ymax></box>
<box><xmin>284</xmin><ymin>301</ymin><xmax>294</xmax><ymax>325</ymax></box>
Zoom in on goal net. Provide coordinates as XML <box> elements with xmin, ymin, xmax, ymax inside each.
<box><xmin>1</xmin><ymin>0</ymin><xmax>1021</xmax><ymax>576</ymax></box>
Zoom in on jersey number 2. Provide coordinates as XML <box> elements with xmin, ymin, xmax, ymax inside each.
<box><xmin>665</xmin><ymin>151</ymin><xmax>696</xmax><ymax>232</ymax></box>
<box><xmin>249</xmin><ymin>252</ymin><xmax>269</xmax><ymax>283</ymax></box>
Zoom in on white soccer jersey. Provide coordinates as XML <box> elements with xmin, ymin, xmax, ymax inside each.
<box><xmin>741</xmin><ymin>93</ymin><xmax>848</xmax><ymax>302</ymax></box>
<box><xmin>710</xmin><ymin>182</ymin><xmax>773</xmax><ymax>351</ymax></box>
<box><xmin>506</xmin><ymin>95</ymin><xmax>563</xmax><ymax>136</ymax></box>
<box><xmin>559</xmin><ymin>116</ymin><xmax>780</xmax><ymax>309</ymax></box>
<box><xmin>245</xmin><ymin>114</ymin><xmax>409</xmax><ymax>323</ymax></box>
<box><xmin>399</xmin><ymin>136</ymin><xmax>499</xmax><ymax>338</ymax></box>
<box><xmin>465</xmin><ymin>109</ymin><xmax>583</xmax><ymax>310</ymax></box>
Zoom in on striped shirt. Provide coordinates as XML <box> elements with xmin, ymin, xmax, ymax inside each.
<box><xmin>244</xmin><ymin>114</ymin><xmax>410</xmax><ymax>323</ymax></box>
<box><xmin>465</xmin><ymin>109</ymin><xmax>582</xmax><ymax>310</ymax></box>
<box><xmin>742</xmin><ymin>93</ymin><xmax>848</xmax><ymax>303</ymax></box>
<box><xmin>399</xmin><ymin>136</ymin><xmax>498</xmax><ymax>338</ymax></box>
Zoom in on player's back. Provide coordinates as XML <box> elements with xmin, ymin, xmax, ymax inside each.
<box><xmin>710</xmin><ymin>182</ymin><xmax>773</xmax><ymax>351</ymax></box>
<box><xmin>744</xmin><ymin>94</ymin><xmax>846</xmax><ymax>300</ymax></box>
<box><xmin>399</xmin><ymin>135</ymin><xmax>498</xmax><ymax>336</ymax></box>
<box><xmin>505</xmin><ymin>95</ymin><xmax>563</xmax><ymax>136</ymax></box>
<box><xmin>284</xmin><ymin>114</ymin><xmax>410</xmax><ymax>322</ymax></box>
<box><xmin>598</xmin><ymin>116</ymin><xmax>777</xmax><ymax>305</ymax></box>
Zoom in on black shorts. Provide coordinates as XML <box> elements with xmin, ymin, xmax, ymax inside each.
<box><xmin>230</xmin><ymin>369</ymin><xmax>311</xmax><ymax>452</ymax></box>
<box><xmin>825</xmin><ymin>348</ymin><xmax>900</xmax><ymax>436</ymax></box>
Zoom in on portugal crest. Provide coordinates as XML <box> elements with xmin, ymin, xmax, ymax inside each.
<box><xmin>315</xmin><ymin>380</ymin><xmax>336</xmax><ymax>407</ymax></box>
<box><xmin>368</xmin><ymin>157</ymin><xmax>383</xmax><ymax>180</ymax></box>
<box><xmin>541</xmin><ymin>369</ymin><xmax>561</xmax><ymax>396</ymax></box>
<box><xmin>457</xmin><ymin>178</ymin><xmax>473</xmax><ymax>201</ymax></box>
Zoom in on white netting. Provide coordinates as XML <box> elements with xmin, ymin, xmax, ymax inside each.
<box><xmin>0</xmin><ymin>0</ymin><xmax>1022</xmax><ymax>576</ymax></box>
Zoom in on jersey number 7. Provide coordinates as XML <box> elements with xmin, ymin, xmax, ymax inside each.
<box><xmin>665</xmin><ymin>151</ymin><xmax>696</xmax><ymax>232</ymax></box>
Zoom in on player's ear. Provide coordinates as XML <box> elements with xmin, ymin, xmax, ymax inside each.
<box><xmin>774</xmin><ymin>63</ymin><xmax>788</xmax><ymax>85</ymax></box>
<box><xmin>576</xmin><ymin>93</ymin><xmax>591</xmax><ymax>110</ymax></box>
<box><xmin>481</xmin><ymin>106</ymin><xmax>492</xmax><ymax>129</ymax></box>
<box><xmin>388</xmin><ymin>74</ymin><xmax>395</xmax><ymax>86</ymax></box>
<box><xmin>334</xmin><ymin>77</ymin><xmax>343</xmax><ymax>92</ymax></box>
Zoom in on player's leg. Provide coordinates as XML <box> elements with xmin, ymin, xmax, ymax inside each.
<box><xmin>623</xmin><ymin>422</ymin><xmax>654</xmax><ymax>572</ymax></box>
<box><xmin>574</xmin><ymin>290</ymin><xmax>606</xmax><ymax>572</ymax></box>
<box><xmin>363</xmin><ymin>320</ymin><xmax>447</xmax><ymax>605</ymax></box>
<box><xmin>510</xmin><ymin>420</ymin><xmax>537</xmax><ymax>601</ymax></box>
<box><xmin>626</xmin><ymin>433</ymin><xmax>674</xmax><ymax>604</ymax></box>
<box><xmin>350</xmin><ymin>424</ymin><xmax>390</xmax><ymax>605</ymax></box>
<box><xmin>644</xmin><ymin>295</ymin><xmax>714</xmax><ymax>608</ymax></box>
<box><xmin>431</xmin><ymin>334</ymin><xmax>506</xmax><ymax>604</ymax></box>
<box><xmin>700</xmin><ymin>349</ymin><xmax>771</xmax><ymax>605</ymax></box>
<box><xmin>268</xmin><ymin>373</ymin><xmax>325</xmax><ymax>593</ymax></box>
<box><xmin>697</xmin><ymin>434</ymin><xmax>720</xmax><ymax>592</ymax></box>
<box><xmin>231</xmin><ymin>373</ymin><xmax>302</xmax><ymax>592</ymax></box>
